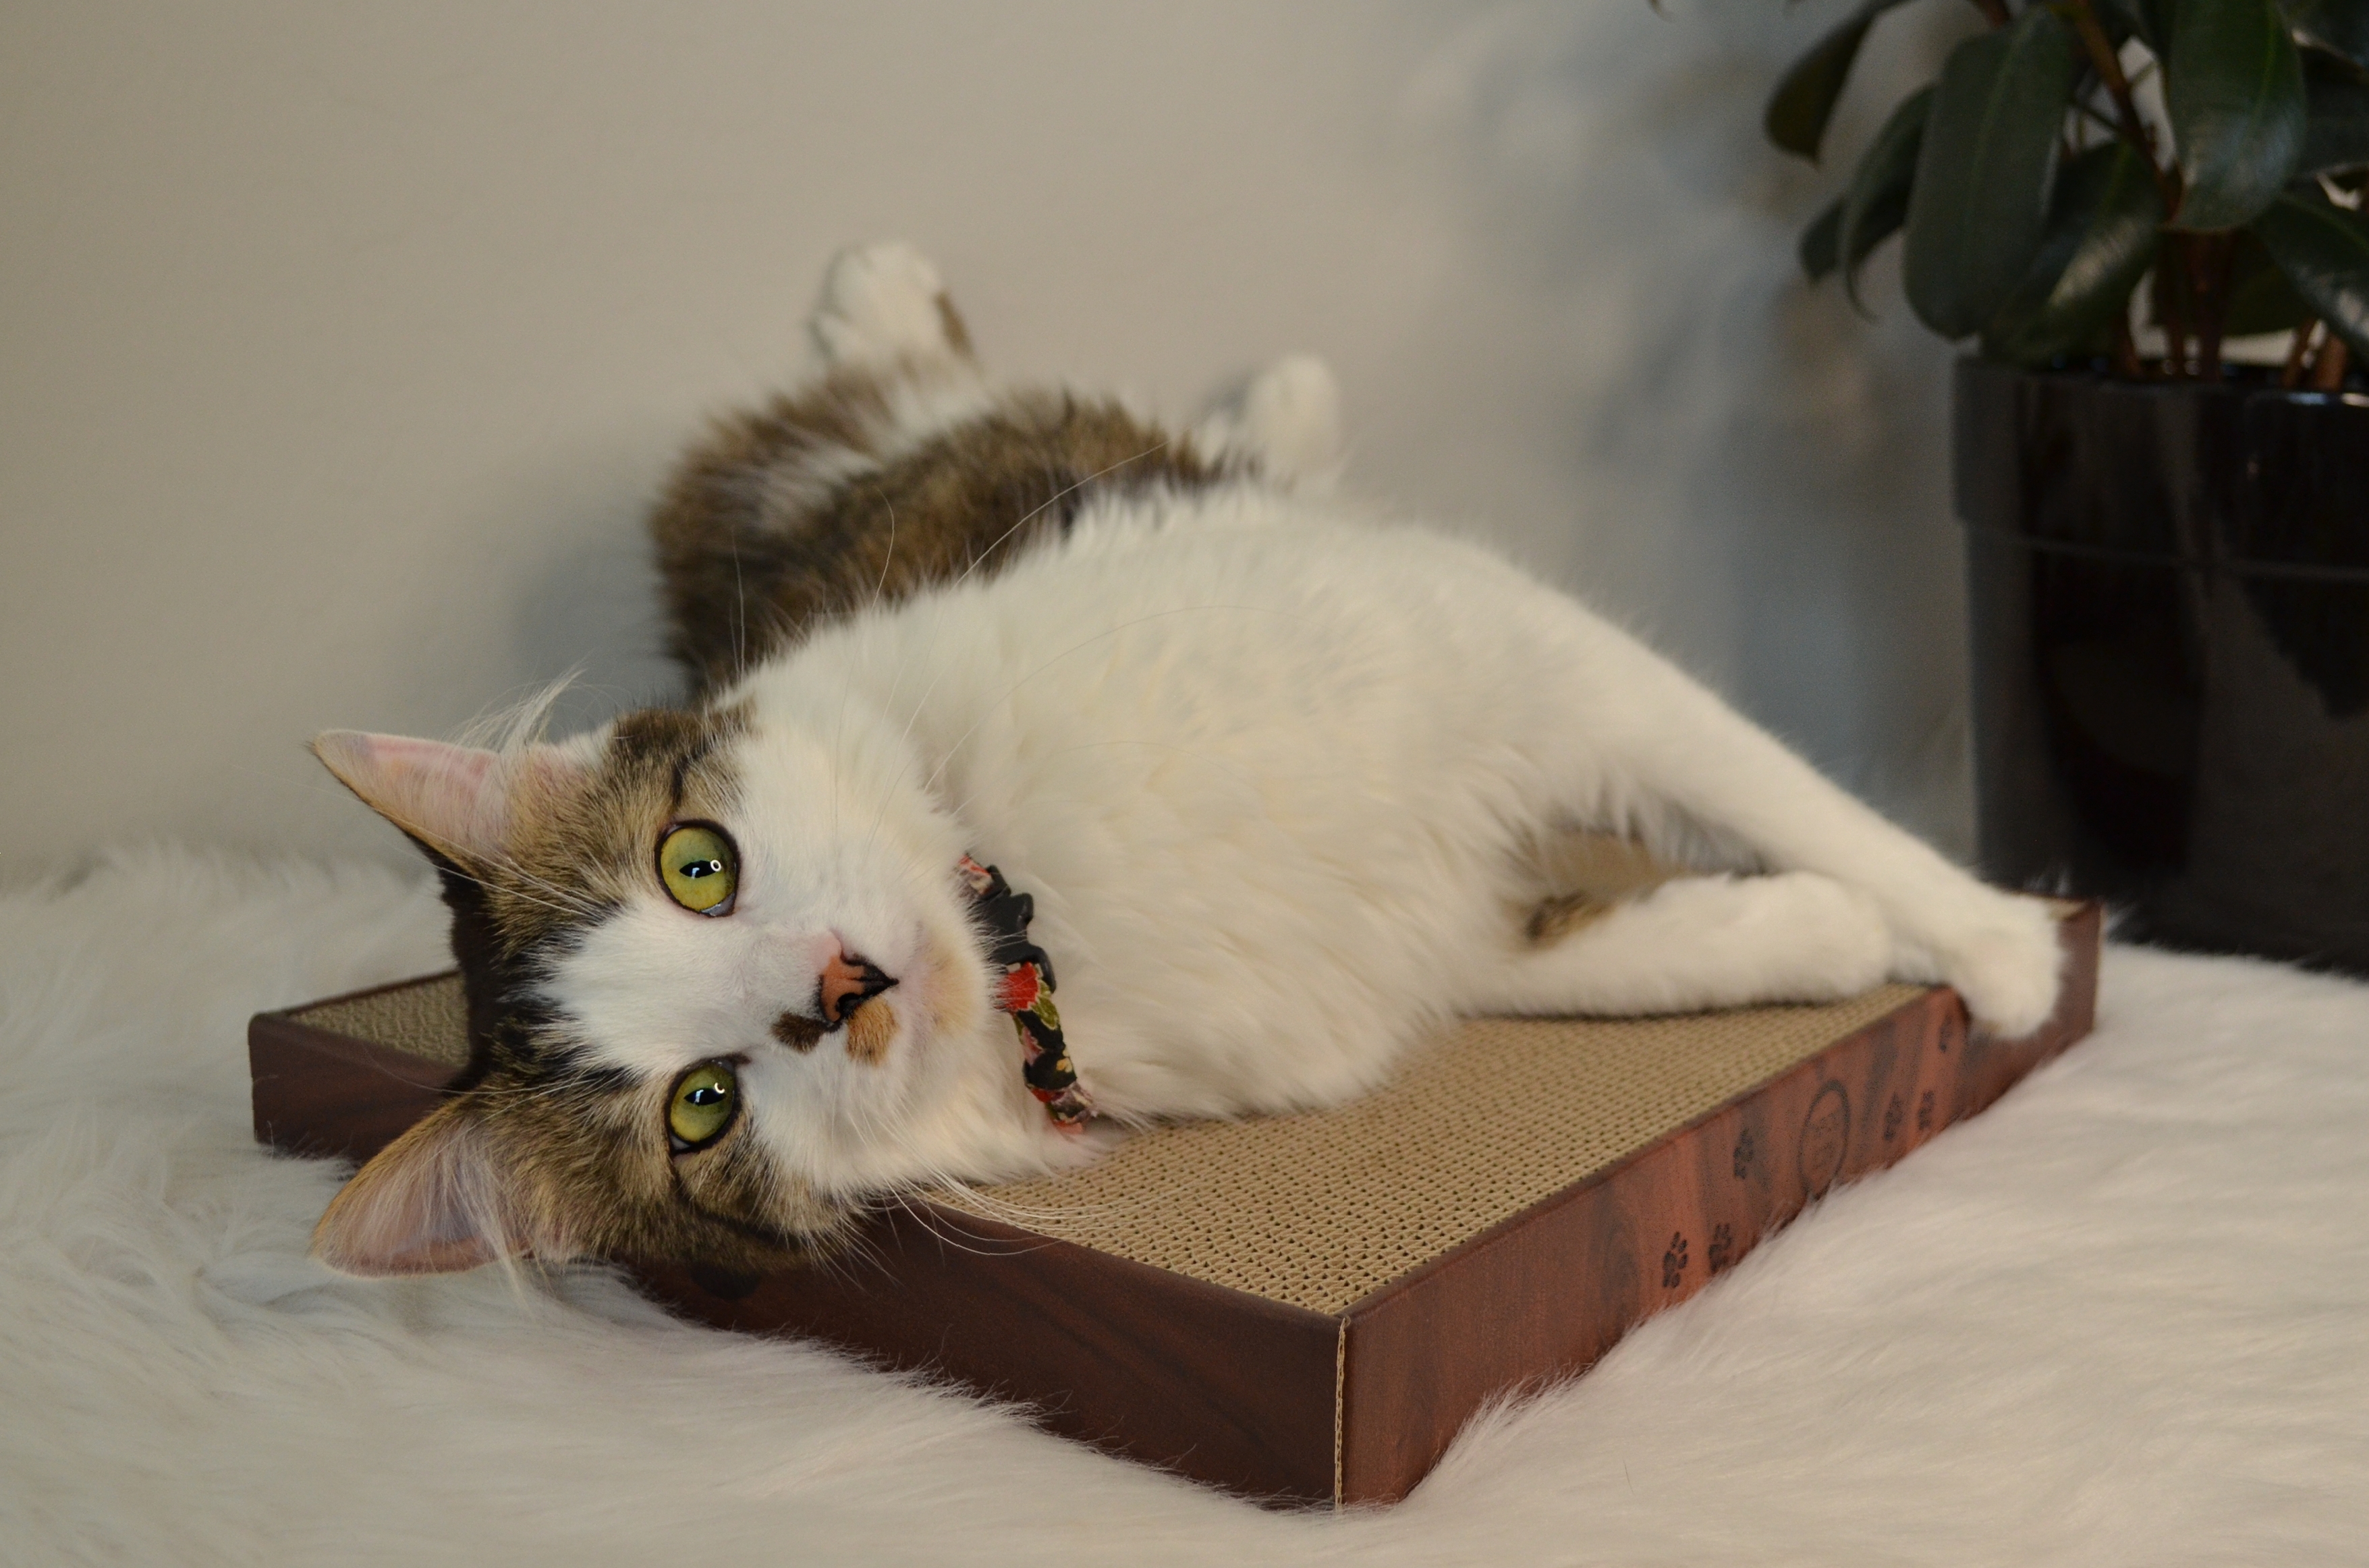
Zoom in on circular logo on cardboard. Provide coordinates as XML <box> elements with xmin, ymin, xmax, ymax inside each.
<box><xmin>1797</xmin><ymin>1080</ymin><xmax>1851</xmax><ymax>1194</ymax></box>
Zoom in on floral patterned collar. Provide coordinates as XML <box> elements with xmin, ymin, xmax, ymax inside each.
<box><xmin>957</xmin><ymin>855</ymin><xmax>1092</xmax><ymax>1129</ymax></box>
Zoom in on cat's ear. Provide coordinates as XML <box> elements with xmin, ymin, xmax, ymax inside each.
<box><xmin>311</xmin><ymin>731</ymin><xmax>528</xmax><ymax>866</ymax></box>
<box><xmin>311</xmin><ymin>1097</ymin><xmax>560</xmax><ymax>1276</ymax></box>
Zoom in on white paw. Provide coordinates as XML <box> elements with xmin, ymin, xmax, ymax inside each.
<box><xmin>1920</xmin><ymin>892</ymin><xmax>2063</xmax><ymax>1038</ymax></box>
<box><xmin>809</xmin><ymin>242</ymin><xmax>969</xmax><ymax>368</ymax></box>
<box><xmin>1194</xmin><ymin>354</ymin><xmax>1345</xmax><ymax>488</ymax></box>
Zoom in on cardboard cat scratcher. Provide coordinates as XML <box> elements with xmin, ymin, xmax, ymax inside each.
<box><xmin>250</xmin><ymin>904</ymin><xmax>2100</xmax><ymax>1507</ymax></box>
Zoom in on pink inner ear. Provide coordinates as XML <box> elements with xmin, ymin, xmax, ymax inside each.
<box><xmin>311</xmin><ymin>1100</ymin><xmax>542</xmax><ymax>1277</ymax></box>
<box><xmin>312</xmin><ymin>731</ymin><xmax>513</xmax><ymax>864</ymax></box>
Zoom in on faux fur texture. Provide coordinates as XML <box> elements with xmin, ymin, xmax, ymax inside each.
<box><xmin>2</xmin><ymin>849</ymin><xmax>2363</xmax><ymax>1563</ymax></box>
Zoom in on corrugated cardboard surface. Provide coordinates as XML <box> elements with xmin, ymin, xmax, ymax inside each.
<box><xmin>299</xmin><ymin>978</ymin><xmax>1921</xmax><ymax>1314</ymax></box>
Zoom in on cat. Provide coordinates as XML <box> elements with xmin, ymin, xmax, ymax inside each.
<box><xmin>306</xmin><ymin>243</ymin><xmax>2063</xmax><ymax>1278</ymax></box>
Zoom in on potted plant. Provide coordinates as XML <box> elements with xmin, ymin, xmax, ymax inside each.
<box><xmin>1766</xmin><ymin>0</ymin><xmax>2369</xmax><ymax>969</ymax></box>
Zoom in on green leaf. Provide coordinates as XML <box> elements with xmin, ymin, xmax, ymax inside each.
<box><xmin>2104</xmin><ymin>0</ymin><xmax>2179</xmax><ymax>53</ymax></box>
<box><xmin>1802</xmin><ymin>200</ymin><xmax>1843</xmax><ymax>281</ymax></box>
<box><xmin>2220</xmin><ymin>227</ymin><xmax>2314</xmax><ymax>333</ymax></box>
<box><xmin>1903</xmin><ymin>9</ymin><xmax>2082</xmax><ymax>338</ymax></box>
<box><xmin>1840</xmin><ymin>86</ymin><xmax>1934</xmax><ymax>309</ymax></box>
<box><xmin>2300</xmin><ymin>49</ymin><xmax>2369</xmax><ymax>172</ymax></box>
<box><xmin>2283</xmin><ymin>0</ymin><xmax>2369</xmax><ymax>72</ymax></box>
<box><xmin>1984</xmin><ymin>142</ymin><xmax>2167</xmax><ymax>365</ymax></box>
<box><xmin>2169</xmin><ymin>0</ymin><xmax>2308</xmax><ymax>230</ymax></box>
<box><xmin>1764</xmin><ymin>0</ymin><xmax>1920</xmax><ymax>163</ymax></box>
<box><xmin>2252</xmin><ymin>188</ymin><xmax>2369</xmax><ymax>355</ymax></box>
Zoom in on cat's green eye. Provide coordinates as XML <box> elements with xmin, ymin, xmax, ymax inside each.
<box><xmin>657</xmin><ymin>822</ymin><xmax>737</xmax><ymax>915</ymax></box>
<box><xmin>667</xmin><ymin>1060</ymin><xmax>739</xmax><ymax>1150</ymax></box>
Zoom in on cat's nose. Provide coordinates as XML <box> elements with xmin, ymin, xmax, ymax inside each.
<box><xmin>818</xmin><ymin>947</ymin><xmax>895</xmax><ymax>1024</ymax></box>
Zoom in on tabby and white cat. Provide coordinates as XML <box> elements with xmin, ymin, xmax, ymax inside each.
<box><xmin>309</xmin><ymin>244</ymin><xmax>2061</xmax><ymax>1277</ymax></box>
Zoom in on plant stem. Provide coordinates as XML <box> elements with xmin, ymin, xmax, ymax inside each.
<box><xmin>2194</xmin><ymin>235</ymin><xmax>2233</xmax><ymax>384</ymax></box>
<box><xmin>2310</xmin><ymin>334</ymin><xmax>2351</xmax><ymax>391</ymax></box>
<box><xmin>2063</xmin><ymin>0</ymin><xmax>2182</xmax><ymax>215</ymax></box>
<box><xmin>2158</xmin><ymin>242</ymin><xmax>2193</xmax><ymax>378</ymax></box>
<box><xmin>2282</xmin><ymin>320</ymin><xmax>2320</xmax><ymax>388</ymax></box>
<box><xmin>2074</xmin><ymin>99</ymin><xmax>2121</xmax><ymax>140</ymax></box>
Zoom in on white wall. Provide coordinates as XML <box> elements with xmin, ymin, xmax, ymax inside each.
<box><xmin>0</xmin><ymin>0</ymin><xmax>1982</xmax><ymax>876</ymax></box>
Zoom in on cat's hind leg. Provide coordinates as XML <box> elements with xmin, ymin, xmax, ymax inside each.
<box><xmin>1488</xmin><ymin>872</ymin><xmax>1895</xmax><ymax>1017</ymax></box>
<box><xmin>1545</xmin><ymin>618</ymin><xmax>2063</xmax><ymax>1036</ymax></box>
<box><xmin>1193</xmin><ymin>354</ymin><xmax>1345</xmax><ymax>490</ymax></box>
<box><xmin>808</xmin><ymin>242</ymin><xmax>976</xmax><ymax>371</ymax></box>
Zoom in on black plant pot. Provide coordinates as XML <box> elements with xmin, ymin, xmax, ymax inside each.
<box><xmin>1955</xmin><ymin>358</ymin><xmax>2369</xmax><ymax>972</ymax></box>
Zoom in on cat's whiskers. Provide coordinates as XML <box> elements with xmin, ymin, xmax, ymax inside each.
<box><xmin>943</xmin><ymin>439</ymin><xmax>1169</xmax><ymax>596</ymax></box>
<box><xmin>484</xmin><ymin>856</ymin><xmax>609</xmax><ymax>921</ymax></box>
<box><xmin>756</xmin><ymin>1198</ymin><xmax>880</xmax><ymax>1291</ymax></box>
<box><xmin>926</xmin><ymin>1173</ymin><xmax>1133</xmax><ymax>1231</ymax></box>
<box><xmin>826</xmin><ymin>1107</ymin><xmax>1089</xmax><ymax>1256</ymax></box>
<box><xmin>379</xmin><ymin>815</ymin><xmax>594</xmax><ymax>926</ymax></box>
<box><xmin>872</xmin><ymin>1186</ymin><xmax>1038</xmax><ymax>1260</ymax></box>
<box><xmin>868</xmin><ymin>495</ymin><xmax>899</xmax><ymax>611</ymax></box>
<box><xmin>811</xmin><ymin>1214</ymin><xmax>892</xmax><ymax>1286</ymax></box>
<box><xmin>462</xmin><ymin>1065</ymin><xmax>613</xmax><ymax>1115</ymax></box>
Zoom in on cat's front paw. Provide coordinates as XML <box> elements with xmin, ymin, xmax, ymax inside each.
<box><xmin>810</xmin><ymin>242</ymin><xmax>971</xmax><ymax>367</ymax></box>
<box><xmin>1922</xmin><ymin>893</ymin><xmax>2063</xmax><ymax>1039</ymax></box>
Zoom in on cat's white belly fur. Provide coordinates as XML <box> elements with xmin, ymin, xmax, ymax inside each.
<box><xmin>746</xmin><ymin>482</ymin><xmax>2060</xmax><ymax>1126</ymax></box>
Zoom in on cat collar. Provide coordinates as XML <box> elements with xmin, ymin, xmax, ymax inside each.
<box><xmin>957</xmin><ymin>854</ymin><xmax>1092</xmax><ymax>1129</ymax></box>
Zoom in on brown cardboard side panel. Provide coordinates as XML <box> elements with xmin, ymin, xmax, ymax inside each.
<box><xmin>248</xmin><ymin>1013</ymin><xmax>459</xmax><ymax>1162</ymax></box>
<box><xmin>632</xmin><ymin>1210</ymin><xmax>1343</xmax><ymax>1506</ymax></box>
<box><xmin>1337</xmin><ymin>905</ymin><xmax>2103</xmax><ymax>1505</ymax></box>
<box><xmin>250</xmin><ymin>909</ymin><xmax>2102</xmax><ymax>1509</ymax></box>
<box><xmin>1335</xmin><ymin>993</ymin><xmax>1947</xmax><ymax>1505</ymax></box>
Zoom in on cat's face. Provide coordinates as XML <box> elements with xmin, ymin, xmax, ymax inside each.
<box><xmin>307</xmin><ymin>706</ymin><xmax>994</xmax><ymax>1276</ymax></box>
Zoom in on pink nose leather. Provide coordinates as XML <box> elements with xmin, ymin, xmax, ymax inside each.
<box><xmin>819</xmin><ymin>949</ymin><xmax>889</xmax><ymax>1023</ymax></box>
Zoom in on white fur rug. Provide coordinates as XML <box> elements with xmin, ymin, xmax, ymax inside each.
<box><xmin>3</xmin><ymin>850</ymin><xmax>2363</xmax><ymax>1564</ymax></box>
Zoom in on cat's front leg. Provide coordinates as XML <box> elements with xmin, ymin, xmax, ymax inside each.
<box><xmin>1573</xmin><ymin>624</ymin><xmax>2063</xmax><ymax>1037</ymax></box>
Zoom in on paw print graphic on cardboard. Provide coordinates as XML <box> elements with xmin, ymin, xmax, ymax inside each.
<box><xmin>1661</xmin><ymin>1231</ymin><xmax>1689</xmax><ymax>1289</ymax></box>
